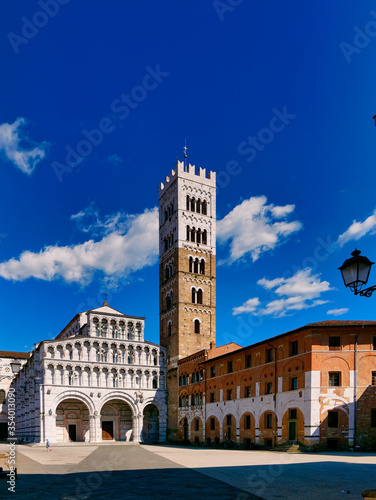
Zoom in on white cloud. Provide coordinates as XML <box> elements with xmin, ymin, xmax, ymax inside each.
<box><xmin>0</xmin><ymin>118</ymin><xmax>48</xmax><ymax>175</ymax></box>
<box><xmin>232</xmin><ymin>297</ymin><xmax>260</xmax><ymax>315</ymax></box>
<box><xmin>337</xmin><ymin>209</ymin><xmax>376</xmax><ymax>247</ymax></box>
<box><xmin>217</xmin><ymin>196</ymin><xmax>302</xmax><ymax>264</ymax></box>
<box><xmin>233</xmin><ymin>269</ymin><xmax>332</xmax><ymax>318</ymax></box>
<box><xmin>70</xmin><ymin>203</ymin><xmax>130</xmax><ymax>237</ymax></box>
<box><xmin>327</xmin><ymin>308</ymin><xmax>349</xmax><ymax>316</ymax></box>
<box><xmin>0</xmin><ymin>207</ymin><xmax>159</xmax><ymax>286</ymax></box>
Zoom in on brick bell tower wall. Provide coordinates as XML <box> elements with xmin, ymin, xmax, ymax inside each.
<box><xmin>159</xmin><ymin>160</ymin><xmax>216</xmax><ymax>441</ymax></box>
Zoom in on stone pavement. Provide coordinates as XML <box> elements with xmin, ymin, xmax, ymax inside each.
<box><xmin>1</xmin><ymin>443</ymin><xmax>375</xmax><ymax>500</ymax></box>
<box><xmin>0</xmin><ymin>443</ymin><xmax>263</xmax><ymax>500</ymax></box>
<box><xmin>144</xmin><ymin>445</ymin><xmax>376</xmax><ymax>500</ymax></box>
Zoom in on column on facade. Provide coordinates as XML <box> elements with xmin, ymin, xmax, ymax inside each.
<box><xmin>133</xmin><ymin>412</ymin><xmax>143</xmax><ymax>442</ymax></box>
<box><xmin>94</xmin><ymin>412</ymin><xmax>101</xmax><ymax>442</ymax></box>
<box><xmin>348</xmin><ymin>369</ymin><xmax>356</xmax><ymax>447</ymax></box>
<box><xmin>45</xmin><ymin>412</ymin><xmax>57</xmax><ymax>444</ymax></box>
<box><xmin>304</xmin><ymin>371</ymin><xmax>320</xmax><ymax>446</ymax></box>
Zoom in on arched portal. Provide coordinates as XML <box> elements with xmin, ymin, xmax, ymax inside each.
<box><xmin>142</xmin><ymin>404</ymin><xmax>159</xmax><ymax>442</ymax></box>
<box><xmin>101</xmin><ymin>399</ymin><xmax>133</xmax><ymax>441</ymax></box>
<box><xmin>56</xmin><ymin>398</ymin><xmax>90</xmax><ymax>443</ymax></box>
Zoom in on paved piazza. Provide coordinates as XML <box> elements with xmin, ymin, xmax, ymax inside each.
<box><xmin>1</xmin><ymin>443</ymin><xmax>375</xmax><ymax>499</ymax></box>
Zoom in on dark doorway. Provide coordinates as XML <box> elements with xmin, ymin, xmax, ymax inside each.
<box><xmin>183</xmin><ymin>420</ymin><xmax>188</xmax><ymax>440</ymax></box>
<box><xmin>0</xmin><ymin>423</ymin><xmax>7</xmax><ymax>440</ymax></box>
<box><xmin>68</xmin><ymin>424</ymin><xmax>77</xmax><ymax>442</ymax></box>
<box><xmin>143</xmin><ymin>405</ymin><xmax>159</xmax><ymax>442</ymax></box>
<box><xmin>102</xmin><ymin>421</ymin><xmax>114</xmax><ymax>440</ymax></box>
<box><xmin>327</xmin><ymin>438</ymin><xmax>339</xmax><ymax>450</ymax></box>
<box><xmin>244</xmin><ymin>438</ymin><xmax>252</xmax><ymax>449</ymax></box>
<box><xmin>288</xmin><ymin>421</ymin><xmax>297</xmax><ymax>441</ymax></box>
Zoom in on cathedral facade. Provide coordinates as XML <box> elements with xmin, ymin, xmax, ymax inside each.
<box><xmin>11</xmin><ymin>303</ymin><xmax>167</xmax><ymax>443</ymax></box>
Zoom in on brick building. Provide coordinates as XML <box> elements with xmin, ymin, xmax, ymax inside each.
<box><xmin>177</xmin><ymin>321</ymin><xmax>376</xmax><ymax>450</ymax></box>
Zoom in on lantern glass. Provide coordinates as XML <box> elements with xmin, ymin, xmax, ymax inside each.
<box><xmin>340</xmin><ymin>262</ymin><xmax>358</xmax><ymax>288</ymax></box>
<box><xmin>10</xmin><ymin>359</ymin><xmax>21</xmax><ymax>374</ymax></box>
<box><xmin>358</xmin><ymin>261</ymin><xmax>372</xmax><ymax>284</ymax></box>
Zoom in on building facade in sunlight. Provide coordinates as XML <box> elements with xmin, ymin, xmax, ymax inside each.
<box><xmin>0</xmin><ymin>352</ymin><xmax>29</xmax><ymax>440</ymax></box>
<box><xmin>177</xmin><ymin>321</ymin><xmax>376</xmax><ymax>450</ymax></box>
<box><xmin>11</xmin><ymin>302</ymin><xmax>167</xmax><ymax>444</ymax></box>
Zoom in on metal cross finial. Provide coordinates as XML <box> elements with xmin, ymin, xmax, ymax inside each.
<box><xmin>183</xmin><ymin>140</ymin><xmax>188</xmax><ymax>159</ymax></box>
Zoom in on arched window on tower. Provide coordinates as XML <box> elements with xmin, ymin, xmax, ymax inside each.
<box><xmin>186</xmin><ymin>225</ymin><xmax>190</xmax><ymax>241</ymax></box>
<box><xmin>167</xmin><ymin>321</ymin><xmax>172</xmax><ymax>337</ymax></box>
<box><xmin>194</xmin><ymin>319</ymin><xmax>200</xmax><ymax>334</ymax></box>
<box><xmin>186</xmin><ymin>195</ymin><xmax>190</xmax><ymax>211</ymax></box>
<box><xmin>202</xmin><ymin>230</ymin><xmax>207</xmax><ymax>245</ymax></box>
<box><xmin>191</xmin><ymin>227</ymin><xmax>196</xmax><ymax>243</ymax></box>
<box><xmin>191</xmin><ymin>197</ymin><xmax>196</xmax><ymax>212</ymax></box>
<box><xmin>165</xmin><ymin>265</ymin><xmax>169</xmax><ymax>280</ymax></box>
<box><xmin>192</xmin><ymin>288</ymin><xmax>197</xmax><ymax>304</ymax></box>
<box><xmin>202</xmin><ymin>200</ymin><xmax>207</xmax><ymax>215</ymax></box>
<box><xmin>194</xmin><ymin>258</ymin><xmax>199</xmax><ymax>274</ymax></box>
<box><xmin>197</xmin><ymin>289</ymin><xmax>203</xmax><ymax>305</ymax></box>
<box><xmin>196</xmin><ymin>199</ymin><xmax>201</xmax><ymax>213</ymax></box>
<box><xmin>189</xmin><ymin>256</ymin><xmax>193</xmax><ymax>273</ymax></box>
<box><xmin>197</xmin><ymin>229</ymin><xmax>202</xmax><ymax>244</ymax></box>
<box><xmin>164</xmin><ymin>209</ymin><xmax>168</xmax><ymax>222</ymax></box>
<box><xmin>200</xmin><ymin>259</ymin><xmax>205</xmax><ymax>275</ymax></box>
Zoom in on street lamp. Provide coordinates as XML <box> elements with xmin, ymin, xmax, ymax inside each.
<box><xmin>10</xmin><ymin>359</ymin><xmax>22</xmax><ymax>375</ymax></box>
<box><xmin>339</xmin><ymin>249</ymin><xmax>375</xmax><ymax>297</ymax></box>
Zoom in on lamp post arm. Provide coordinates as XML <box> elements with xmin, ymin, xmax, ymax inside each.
<box><xmin>355</xmin><ymin>284</ymin><xmax>376</xmax><ymax>298</ymax></box>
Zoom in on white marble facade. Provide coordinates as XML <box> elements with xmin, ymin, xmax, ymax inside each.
<box><xmin>0</xmin><ymin>353</ymin><xmax>28</xmax><ymax>440</ymax></box>
<box><xmin>12</xmin><ymin>302</ymin><xmax>167</xmax><ymax>444</ymax></box>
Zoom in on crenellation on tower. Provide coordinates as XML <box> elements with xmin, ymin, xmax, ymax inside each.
<box><xmin>159</xmin><ymin>161</ymin><xmax>216</xmax><ymax>197</ymax></box>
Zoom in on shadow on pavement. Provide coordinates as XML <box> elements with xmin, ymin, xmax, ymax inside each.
<box><xmin>1</xmin><ymin>467</ymin><xmax>263</xmax><ymax>500</ymax></box>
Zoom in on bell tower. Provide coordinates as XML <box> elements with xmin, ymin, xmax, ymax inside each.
<box><xmin>159</xmin><ymin>158</ymin><xmax>216</xmax><ymax>441</ymax></box>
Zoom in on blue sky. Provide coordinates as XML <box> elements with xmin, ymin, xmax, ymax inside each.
<box><xmin>1</xmin><ymin>1</ymin><xmax>376</xmax><ymax>352</ymax></box>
